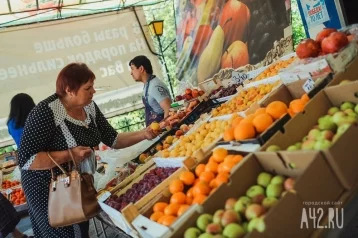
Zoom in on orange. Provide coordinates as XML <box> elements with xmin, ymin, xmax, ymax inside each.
<box><xmin>193</xmin><ymin>178</ymin><xmax>201</xmax><ymax>186</ymax></box>
<box><xmin>179</xmin><ymin>171</ymin><xmax>195</xmax><ymax>186</ymax></box>
<box><xmin>164</xmin><ymin>203</ymin><xmax>181</xmax><ymax>216</ymax></box>
<box><xmin>205</xmin><ymin>161</ymin><xmax>219</xmax><ymax>174</ymax></box>
<box><xmin>223</xmin><ymin>155</ymin><xmax>235</xmax><ymax>163</ymax></box>
<box><xmin>177</xmin><ymin>204</ymin><xmax>190</xmax><ymax>216</ymax></box>
<box><xmin>161</xmin><ymin>215</ymin><xmax>177</xmax><ymax>226</ymax></box>
<box><xmin>186</xmin><ymin>187</ymin><xmax>194</xmax><ymax>198</ymax></box>
<box><xmin>287</xmin><ymin>108</ymin><xmax>295</xmax><ymax>117</ymax></box>
<box><xmin>150</xmin><ymin>211</ymin><xmax>164</xmax><ymax>222</ymax></box>
<box><xmin>192</xmin><ymin>181</ymin><xmax>211</xmax><ymax>196</ymax></box>
<box><xmin>240</xmin><ymin>114</ymin><xmax>256</xmax><ymax>124</ymax></box>
<box><xmin>217</xmin><ymin>163</ymin><xmax>226</xmax><ymax>174</ymax></box>
<box><xmin>232</xmin><ymin>116</ymin><xmax>243</xmax><ymax>127</ymax></box>
<box><xmin>252</xmin><ymin>113</ymin><xmax>274</xmax><ymax>133</ymax></box>
<box><xmin>212</xmin><ymin>148</ymin><xmax>228</xmax><ymax>163</ymax></box>
<box><xmin>301</xmin><ymin>93</ymin><xmax>309</xmax><ymax>103</ymax></box>
<box><xmin>195</xmin><ymin>164</ymin><xmax>206</xmax><ymax>177</ymax></box>
<box><xmin>266</xmin><ymin>101</ymin><xmax>288</xmax><ymax>119</ymax></box>
<box><xmin>153</xmin><ymin>202</ymin><xmax>168</xmax><ymax>213</ymax></box>
<box><xmin>208</xmin><ymin>156</ymin><xmax>216</xmax><ymax>163</ymax></box>
<box><xmin>223</xmin><ymin>127</ymin><xmax>235</xmax><ymax>141</ymax></box>
<box><xmin>199</xmin><ymin>171</ymin><xmax>215</xmax><ymax>183</ymax></box>
<box><xmin>254</xmin><ymin>107</ymin><xmax>267</xmax><ymax>116</ymax></box>
<box><xmin>289</xmin><ymin>99</ymin><xmax>305</xmax><ymax>114</ymax></box>
<box><xmin>170</xmin><ymin>192</ymin><xmax>187</xmax><ymax>205</ymax></box>
<box><xmin>186</xmin><ymin>196</ymin><xmax>193</xmax><ymax>205</ymax></box>
<box><xmin>232</xmin><ymin>155</ymin><xmax>244</xmax><ymax>164</ymax></box>
<box><xmin>234</xmin><ymin>122</ymin><xmax>256</xmax><ymax>140</ymax></box>
<box><xmin>192</xmin><ymin>194</ymin><xmax>207</xmax><ymax>205</ymax></box>
<box><xmin>222</xmin><ymin>161</ymin><xmax>237</xmax><ymax>174</ymax></box>
<box><xmin>157</xmin><ymin>216</ymin><xmax>166</xmax><ymax>225</ymax></box>
<box><xmin>169</xmin><ymin>180</ymin><xmax>184</xmax><ymax>194</ymax></box>
<box><xmin>216</xmin><ymin>172</ymin><xmax>229</xmax><ymax>185</ymax></box>
<box><xmin>209</xmin><ymin>179</ymin><xmax>217</xmax><ymax>188</ymax></box>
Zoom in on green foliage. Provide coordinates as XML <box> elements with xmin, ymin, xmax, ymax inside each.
<box><xmin>108</xmin><ymin>109</ymin><xmax>146</xmax><ymax>133</ymax></box>
<box><xmin>291</xmin><ymin>0</ymin><xmax>306</xmax><ymax>49</ymax></box>
<box><xmin>143</xmin><ymin>1</ymin><xmax>178</xmax><ymax>96</ymax></box>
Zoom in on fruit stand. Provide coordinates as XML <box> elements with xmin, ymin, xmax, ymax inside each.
<box><xmin>95</xmin><ymin>27</ymin><xmax>358</xmax><ymax>238</ymax></box>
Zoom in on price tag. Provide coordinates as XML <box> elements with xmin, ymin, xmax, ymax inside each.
<box><xmin>302</xmin><ymin>78</ymin><xmax>315</xmax><ymax>93</ymax></box>
<box><xmin>232</xmin><ymin>71</ymin><xmax>248</xmax><ymax>85</ymax></box>
<box><xmin>98</xmin><ymin>191</ymin><xmax>111</xmax><ymax>203</ymax></box>
<box><xmin>5</xmin><ymin>188</ymin><xmax>13</xmax><ymax>195</ymax></box>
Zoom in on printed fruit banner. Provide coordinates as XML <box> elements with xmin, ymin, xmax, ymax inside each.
<box><xmin>175</xmin><ymin>0</ymin><xmax>294</xmax><ymax>86</ymax></box>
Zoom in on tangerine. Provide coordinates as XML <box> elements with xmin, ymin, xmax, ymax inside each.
<box><xmin>301</xmin><ymin>93</ymin><xmax>309</xmax><ymax>103</ymax></box>
<box><xmin>217</xmin><ymin>163</ymin><xmax>226</xmax><ymax>174</ymax></box>
<box><xmin>177</xmin><ymin>204</ymin><xmax>190</xmax><ymax>216</ymax></box>
<box><xmin>234</xmin><ymin>122</ymin><xmax>256</xmax><ymax>140</ymax></box>
<box><xmin>192</xmin><ymin>181</ymin><xmax>211</xmax><ymax>196</ymax></box>
<box><xmin>212</xmin><ymin>148</ymin><xmax>228</xmax><ymax>163</ymax></box>
<box><xmin>199</xmin><ymin>171</ymin><xmax>215</xmax><ymax>183</ymax></box>
<box><xmin>169</xmin><ymin>179</ymin><xmax>184</xmax><ymax>194</ymax></box>
<box><xmin>233</xmin><ymin>155</ymin><xmax>244</xmax><ymax>164</ymax></box>
<box><xmin>150</xmin><ymin>211</ymin><xmax>164</xmax><ymax>222</ymax></box>
<box><xmin>289</xmin><ymin>99</ymin><xmax>305</xmax><ymax>114</ymax></box>
<box><xmin>161</xmin><ymin>215</ymin><xmax>177</xmax><ymax>226</ymax></box>
<box><xmin>266</xmin><ymin>101</ymin><xmax>288</xmax><ymax>119</ymax></box>
<box><xmin>223</xmin><ymin>127</ymin><xmax>235</xmax><ymax>141</ymax></box>
<box><xmin>205</xmin><ymin>161</ymin><xmax>219</xmax><ymax>174</ymax></box>
<box><xmin>232</xmin><ymin>116</ymin><xmax>243</xmax><ymax>127</ymax></box>
<box><xmin>209</xmin><ymin>179</ymin><xmax>217</xmax><ymax>188</ymax></box>
<box><xmin>186</xmin><ymin>196</ymin><xmax>193</xmax><ymax>205</ymax></box>
<box><xmin>170</xmin><ymin>192</ymin><xmax>187</xmax><ymax>205</ymax></box>
<box><xmin>254</xmin><ymin>107</ymin><xmax>267</xmax><ymax>116</ymax></box>
<box><xmin>222</xmin><ymin>161</ymin><xmax>237</xmax><ymax>173</ymax></box>
<box><xmin>252</xmin><ymin>113</ymin><xmax>274</xmax><ymax>133</ymax></box>
<box><xmin>153</xmin><ymin>202</ymin><xmax>168</xmax><ymax>213</ymax></box>
<box><xmin>240</xmin><ymin>114</ymin><xmax>256</xmax><ymax>124</ymax></box>
<box><xmin>164</xmin><ymin>203</ymin><xmax>181</xmax><ymax>216</ymax></box>
<box><xmin>192</xmin><ymin>194</ymin><xmax>207</xmax><ymax>205</ymax></box>
<box><xmin>216</xmin><ymin>172</ymin><xmax>229</xmax><ymax>184</ymax></box>
<box><xmin>195</xmin><ymin>164</ymin><xmax>206</xmax><ymax>177</ymax></box>
<box><xmin>179</xmin><ymin>171</ymin><xmax>195</xmax><ymax>186</ymax></box>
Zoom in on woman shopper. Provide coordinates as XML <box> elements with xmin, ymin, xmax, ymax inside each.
<box><xmin>7</xmin><ymin>93</ymin><xmax>36</xmax><ymax>147</ymax></box>
<box><xmin>18</xmin><ymin>63</ymin><xmax>158</xmax><ymax>237</ymax></box>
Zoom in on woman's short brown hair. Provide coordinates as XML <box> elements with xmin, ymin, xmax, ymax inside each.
<box><xmin>56</xmin><ymin>63</ymin><xmax>95</xmax><ymax>97</ymax></box>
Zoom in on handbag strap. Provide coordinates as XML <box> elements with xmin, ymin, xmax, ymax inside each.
<box><xmin>47</xmin><ymin>149</ymin><xmax>77</xmax><ymax>180</ymax></box>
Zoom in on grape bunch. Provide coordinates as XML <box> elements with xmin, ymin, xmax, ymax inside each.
<box><xmin>218</xmin><ymin>84</ymin><xmax>240</xmax><ymax>98</ymax></box>
<box><xmin>106</xmin><ymin>167</ymin><xmax>179</xmax><ymax>211</ymax></box>
<box><xmin>245</xmin><ymin>0</ymin><xmax>290</xmax><ymax>64</ymax></box>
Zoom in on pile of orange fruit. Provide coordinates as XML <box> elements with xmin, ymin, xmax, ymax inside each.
<box><xmin>10</xmin><ymin>188</ymin><xmax>26</xmax><ymax>206</ymax></box>
<box><xmin>253</xmin><ymin>56</ymin><xmax>297</xmax><ymax>81</ymax></box>
<box><xmin>149</xmin><ymin>148</ymin><xmax>244</xmax><ymax>226</ymax></box>
<box><xmin>1</xmin><ymin>180</ymin><xmax>20</xmax><ymax>189</ymax></box>
<box><xmin>223</xmin><ymin>94</ymin><xmax>309</xmax><ymax>141</ymax></box>
<box><xmin>211</xmin><ymin>81</ymin><xmax>281</xmax><ymax>117</ymax></box>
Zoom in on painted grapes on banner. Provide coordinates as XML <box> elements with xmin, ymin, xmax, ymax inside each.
<box><xmin>175</xmin><ymin>0</ymin><xmax>294</xmax><ymax>86</ymax></box>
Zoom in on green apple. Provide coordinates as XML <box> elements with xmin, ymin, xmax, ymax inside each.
<box><xmin>354</xmin><ymin>104</ymin><xmax>358</xmax><ymax>114</ymax></box>
<box><xmin>206</xmin><ymin>223</ymin><xmax>222</xmax><ymax>235</ymax></box>
<box><xmin>307</xmin><ymin>128</ymin><xmax>321</xmax><ymax>140</ymax></box>
<box><xmin>327</xmin><ymin>107</ymin><xmax>340</xmax><ymax>115</ymax></box>
<box><xmin>246</xmin><ymin>185</ymin><xmax>265</xmax><ymax>198</ymax></box>
<box><xmin>262</xmin><ymin>197</ymin><xmax>278</xmax><ymax>209</ymax></box>
<box><xmin>197</xmin><ymin>214</ymin><xmax>213</xmax><ymax>231</ymax></box>
<box><xmin>256</xmin><ymin>217</ymin><xmax>266</xmax><ymax>233</ymax></box>
<box><xmin>340</xmin><ymin>102</ymin><xmax>355</xmax><ymax>111</ymax></box>
<box><xmin>223</xmin><ymin>223</ymin><xmax>246</xmax><ymax>238</ymax></box>
<box><xmin>336</xmin><ymin>116</ymin><xmax>356</xmax><ymax>126</ymax></box>
<box><xmin>270</xmin><ymin>175</ymin><xmax>285</xmax><ymax>185</ymax></box>
<box><xmin>247</xmin><ymin>218</ymin><xmax>259</xmax><ymax>232</ymax></box>
<box><xmin>245</xmin><ymin>204</ymin><xmax>265</xmax><ymax>220</ymax></box>
<box><xmin>318</xmin><ymin>115</ymin><xmax>336</xmax><ymax>131</ymax></box>
<box><xmin>266</xmin><ymin>184</ymin><xmax>284</xmax><ymax>198</ymax></box>
<box><xmin>318</xmin><ymin>130</ymin><xmax>334</xmax><ymax>141</ymax></box>
<box><xmin>295</xmin><ymin>142</ymin><xmax>302</xmax><ymax>149</ymax></box>
<box><xmin>234</xmin><ymin>196</ymin><xmax>252</xmax><ymax>214</ymax></box>
<box><xmin>257</xmin><ymin>172</ymin><xmax>272</xmax><ymax>187</ymax></box>
<box><xmin>198</xmin><ymin>233</ymin><xmax>214</xmax><ymax>238</ymax></box>
<box><xmin>184</xmin><ymin>227</ymin><xmax>202</xmax><ymax>238</ymax></box>
<box><xmin>213</xmin><ymin>209</ymin><xmax>225</xmax><ymax>224</ymax></box>
<box><xmin>332</xmin><ymin>111</ymin><xmax>346</xmax><ymax>124</ymax></box>
<box><xmin>221</xmin><ymin>210</ymin><xmax>241</xmax><ymax>227</ymax></box>
<box><xmin>314</xmin><ymin>140</ymin><xmax>331</xmax><ymax>150</ymax></box>
<box><xmin>266</xmin><ymin>145</ymin><xmax>281</xmax><ymax>152</ymax></box>
<box><xmin>301</xmin><ymin>140</ymin><xmax>315</xmax><ymax>150</ymax></box>
<box><xmin>287</xmin><ymin>145</ymin><xmax>299</xmax><ymax>151</ymax></box>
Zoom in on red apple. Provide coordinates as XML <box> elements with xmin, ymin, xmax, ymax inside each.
<box><xmin>284</xmin><ymin>178</ymin><xmax>295</xmax><ymax>191</ymax></box>
<box><xmin>219</xmin><ymin>0</ymin><xmax>250</xmax><ymax>49</ymax></box>
<box><xmin>185</xmin><ymin>88</ymin><xmax>192</xmax><ymax>95</ymax></box>
<box><xmin>316</xmin><ymin>28</ymin><xmax>337</xmax><ymax>43</ymax></box>
<box><xmin>296</xmin><ymin>39</ymin><xmax>320</xmax><ymax>59</ymax></box>
<box><xmin>175</xmin><ymin>95</ymin><xmax>183</xmax><ymax>102</ymax></box>
<box><xmin>321</xmin><ymin>32</ymin><xmax>349</xmax><ymax>54</ymax></box>
<box><xmin>221</xmin><ymin>41</ymin><xmax>249</xmax><ymax>69</ymax></box>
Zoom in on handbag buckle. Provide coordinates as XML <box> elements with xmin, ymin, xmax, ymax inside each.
<box><xmin>59</xmin><ymin>176</ymin><xmax>70</xmax><ymax>187</ymax></box>
<box><xmin>51</xmin><ymin>181</ymin><xmax>56</xmax><ymax>192</ymax></box>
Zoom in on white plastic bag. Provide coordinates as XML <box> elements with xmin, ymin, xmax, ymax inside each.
<box><xmin>80</xmin><ymin>151</ymin><xmax>96</xmax><ymax>174</ymax></box>
<box><xmin>96</xmin><ymin>155</ymin><xmax>119</xmax><ymax>191</ymax></box>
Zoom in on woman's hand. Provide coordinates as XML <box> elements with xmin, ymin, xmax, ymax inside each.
<box><xmin>142</xmin><ymin>127</ymin><xmax>160</xmax><ymax>140</ymax></box>
<box><xmin>70</xmin><ymin>146</ymin><xmax>93</xmax><ymax>164</ymax></box>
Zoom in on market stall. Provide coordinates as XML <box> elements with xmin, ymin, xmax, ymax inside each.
<box><xmin>95</xmin><ymin>25</ymin><xmax>358</xmax><ymax>237</ymax></box>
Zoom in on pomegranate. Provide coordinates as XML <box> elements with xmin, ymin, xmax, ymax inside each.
<box><xmin>296</xmin><ymin>39</ymin><xmax>320</xmax><ymax>59</ymax></box>
<box><xmin>321</xmin><ymin>32</ymin><xmax>349</xmax><ymax>54</ymax></box>
<box><xmin>315</xmin><ymin>28</ymin><xmax>337</xmax><ymax>43</ymax></box>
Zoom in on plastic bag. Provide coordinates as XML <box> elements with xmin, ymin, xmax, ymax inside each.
<box><xmin>80</xmin><ymin>151</ymin><xmax>96</xmax><ymax>174</ymax></box>
<box><xmin>96</xmin><ymin>155</ymin><xmax>119</xmax><ymax>191</ymax></box>
<box><xmin>12</xmin><ymin>166</ymin><xmax>21</xmax><ymax>181</ymax></box>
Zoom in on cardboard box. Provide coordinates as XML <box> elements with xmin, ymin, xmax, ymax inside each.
<box><xmin>167</xmin><ymin>152</ymin><xmax>328</xmax><ymax>237</ymax></box>
<box><xmin>261</xmin><ymin>81</ymin><xmax>358</xmax><ymax>189</ymax></box>
<box><xmin>328</xmin><ymin>54</ymin><xmax>358</xmax><ymax>87</ymax></box>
